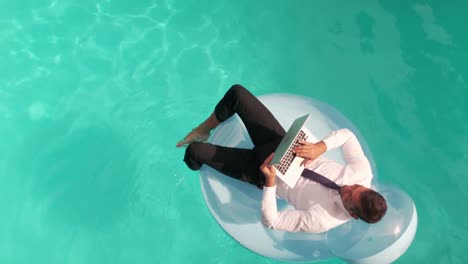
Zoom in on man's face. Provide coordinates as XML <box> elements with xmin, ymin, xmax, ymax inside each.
<box><xmin>339</xmin><ymin>184</ymin><xmax>369</xmax><ymax>219</ymax></box>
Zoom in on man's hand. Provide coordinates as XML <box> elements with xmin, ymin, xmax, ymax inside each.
<box><xmin>260</xmin><ymin>153</ymin><xmax>276</xmax><ymax>187</ymax></box>
<box><xmin>293</xmin><ymin>141</ymin><xmax>327</xmax><ymax>166</ymax></box>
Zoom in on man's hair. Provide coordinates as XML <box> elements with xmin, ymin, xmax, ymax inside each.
<box><xmin>358</xmin><ymin>190</ymin><xmax>387</xmax><ymax>223</ymax></box>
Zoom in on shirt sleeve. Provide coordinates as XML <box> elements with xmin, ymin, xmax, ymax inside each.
<box><xmin>261</xmin><ymin>185</ymin><xmax>330</xmax><ymax>233</ymax></box>
<box><xmin>322</xmin><ymin>129</ymin><xmax>373</xmax><ymax>186</ymax></box>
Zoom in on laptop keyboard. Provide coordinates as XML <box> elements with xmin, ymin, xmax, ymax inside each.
<box><xmin>274</xmin><ymin>130</ymin><xmax>307</xmax><ymax>175</ymax></box>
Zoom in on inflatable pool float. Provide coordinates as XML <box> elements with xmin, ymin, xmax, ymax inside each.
<box><xmin>199</xmin><ymin>94</ymin><xmax>417</xmax><ymax>263</ymax></box>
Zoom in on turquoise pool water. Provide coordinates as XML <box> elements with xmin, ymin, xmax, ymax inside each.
<box><xmin>0</xmin><ymin>0</ymin><xmax>466</xmax><ymax>263</ymax></box>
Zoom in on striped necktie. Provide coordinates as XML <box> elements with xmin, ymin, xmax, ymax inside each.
<box><xmin>301</xmin><ymin>169</ymin><xmax>341</xmax><ymax>191</ymax></box>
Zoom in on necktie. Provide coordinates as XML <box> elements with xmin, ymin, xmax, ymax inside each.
<box><xmin>301</xmin><ymin>169</ymin><xmax>341</xmax><ymax>191</ymax></box>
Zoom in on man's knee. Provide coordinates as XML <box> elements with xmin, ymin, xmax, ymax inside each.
<box><xmin>184</xmin><ymin>142</ymin><xmax>205</xmax><ymax>170</ymax></box>
<box><xmin>229</xmin><ymin>84</ymin><xmax>248</xmax><ymax>98</ymax></box>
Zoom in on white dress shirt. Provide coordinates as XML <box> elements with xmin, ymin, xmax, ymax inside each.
<box><xmin>261</xmin><ymin>128</ymin><xmax>373</xmax><ymax>233</ymax></box>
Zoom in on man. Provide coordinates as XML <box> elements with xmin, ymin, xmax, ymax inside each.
<box><xmin>176</xmin><ymin>84</ymin><xmax>386</xmax><ymax>233</ymax></box>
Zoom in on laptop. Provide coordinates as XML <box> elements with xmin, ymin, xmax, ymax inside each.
<box><xmin>271</xmin><ymin>114</ymin><xmax>312</xmax><ymax>188</ymax></box>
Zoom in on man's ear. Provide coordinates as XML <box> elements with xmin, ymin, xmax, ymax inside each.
<box><xmin>350</xmin><ymin>208</ymin><xmax>359</xmax><ymax>219</ymax></box>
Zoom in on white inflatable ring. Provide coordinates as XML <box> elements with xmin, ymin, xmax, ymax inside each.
<box><xmin>199</xmin><ymin>94</ymin><xmax>417</xmax><ymax>263</ymax></box>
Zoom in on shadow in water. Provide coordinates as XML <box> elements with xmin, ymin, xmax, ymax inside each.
<box><xmin>18</xmin><ymin>118</ymin><xmax>138</xmax><ymax>232</ymax></box>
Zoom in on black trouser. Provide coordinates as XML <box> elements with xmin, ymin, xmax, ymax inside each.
<box><xmin>183</xmin><ymin>84</ymin><xmax>286</xmax><ymax>189</ymax></box>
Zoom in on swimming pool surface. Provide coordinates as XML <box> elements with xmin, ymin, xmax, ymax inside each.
<box><xmin>0</xmin><ymin>0</ymin><xmax>466</xmax><ymax>263</ymax></box>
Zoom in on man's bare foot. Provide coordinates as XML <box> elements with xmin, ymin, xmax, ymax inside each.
<box><xmin>176</xmin><ymin>128</ymin><xmax>210</xmax><ymax>147</ymax></box>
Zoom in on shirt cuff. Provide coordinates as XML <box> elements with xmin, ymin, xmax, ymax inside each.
<box><xmin>322</xmin><ymin>129</ymin><xmax>351</xmax><ymax>150</ymax></box>
<box><xmin>262</xmin><ymin>185</ymin><xmax>277</xmax><ymax>202</ymax></box>
<box><xmin>322</xmin><ymin>131</ymin><xmax>339</xmax><ymax>150</ymax></box>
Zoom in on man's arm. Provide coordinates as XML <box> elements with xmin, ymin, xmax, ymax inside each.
<box><xmin>261</xmin><ymin>185</ymin><xmax>329</xmax><ymax>233</ymax></box>
<box><xmin>322</xmin><ymin>129</ymin><xmax>373</xmax><ymax>184</ymax></box>
<box><xmin>259</xmin><ymin>153</ymin><xmax>330</xmax><ymax>233</ymax></box>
